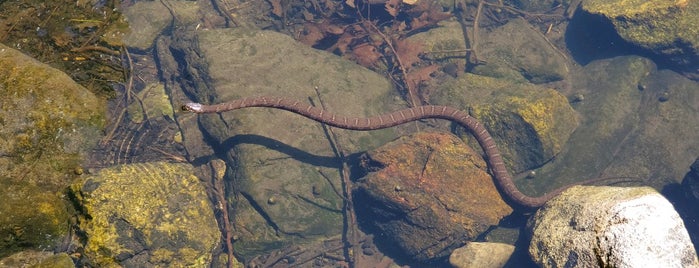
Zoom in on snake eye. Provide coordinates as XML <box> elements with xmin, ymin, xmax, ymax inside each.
<box><xmin>181</xmin><ymin>105</ymin><xmax>189</xmax><ymax>111</ymax></box>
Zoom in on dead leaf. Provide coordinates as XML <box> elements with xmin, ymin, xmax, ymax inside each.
<box><xmin>407</xmin><ymin>1</ymin><xmax>451</xmax><ymax>31</ymax></box>
<box><xmin>352</xmin><ymin>43</ymin><xmax>382</xmax><ymax>68</ymax></box>
<box><xmin>405</xmin><ymin>64</ymin><xmax>439</xmax><ymax>90</ymax></box>
<box><xmin>298</xmin><ymin>23</ymin><xmax>325</xmax><ymax>46</ymax></box>
<box><xmin>393</xmin><ymin>38</ymin><xmax>423</xmax><ymax>69</ymax></box>
<box><xmin>346</xmin><ymin>0</ymin><xmax>356</xmax><ymax>8</ymax></box>
<box><xmin>270</xmin><ymin>0</ymin><xmax>283</xmax><ymax>17</ymax></box>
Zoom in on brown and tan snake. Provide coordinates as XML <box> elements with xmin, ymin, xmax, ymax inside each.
<box><xmin>182</xmin><ymin>96</ymin><xmax>571</xmax><ymax>209</ymax></box>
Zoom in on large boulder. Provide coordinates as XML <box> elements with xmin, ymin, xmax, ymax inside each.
<box><xmin>528</xmin><ymin>186</ymin><xmax>698</xmax><ymax>267</ymax></box>
<box><xmin>530</xmin><ymin>56</ymin><xmax>699</xmax><ymax>193</ymax></box>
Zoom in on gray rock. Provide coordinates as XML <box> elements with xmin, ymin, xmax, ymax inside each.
<box><xmin>530</xmin><ymin>56</ymin><xmax>699</xmax><ymax>193</ymax></box>
<box><xmin>449</xmin><ymin>242</ymin><xmax>514</xmax><ymax>268</ymax></box>
<box><xmin>122</xmin><ymin>1</ymin><xmax>201</xmax><ymax>51</ymax></box>
<box><xmin>529</xmin><ymin>186</ymin><xmax>699</xmax><ymax>268</ymax></box>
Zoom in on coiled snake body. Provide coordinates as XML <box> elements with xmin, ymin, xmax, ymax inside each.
<box><xmin>183</xmin><ymin>96</ymin><xmax>568</xmax><ymax>209</ymax></box>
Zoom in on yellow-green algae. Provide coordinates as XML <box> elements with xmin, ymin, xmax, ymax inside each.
<box><xmin>0</xmin><ymin>44</ymin><xmax>105</xmax><ymax>189</ymax></box>
<box><xmin>70</xmin><ymin>162</ymin><xmax>219</xmax><ymax>267</ymax></box>
<box><xmin>583</xmin><ymin>0</ymin><xmax>699</xmax><ymax>49</ymax></box>
<box><xmin>471</xmin><ymin>90</ymin><xmax>577</xmax><ymax>156</ymax></box>
<box><xmin>0</xmin><ymin>44</ymin><xmax>104</xmax><ymax>258</ymax></box>
<box><xmin>0</xmin><ymin>180</ymin><xmax>70</xmax><ymax>259</ymax></box>
<box><xmin>432</xmin><ymin>73</ymin><xmax>578</xmax><ymax>172</ymax></box>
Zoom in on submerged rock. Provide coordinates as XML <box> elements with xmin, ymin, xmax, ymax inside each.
<box><xmin>0</xmin><ymin>251</ymin><xmax>73</xmax><ymax>268</ymax></box>
<box><xmin>69</xmin><ymin>162</ymin><xmax>219</xmax><ymax>267</ymax></box>
<box><xmin>355</xmin><ymin>132</ymin><xmax>512</xmax><ymax>262</ymax></box>
<box><xmin>432</xmin><ymin>73</ymin><xmax>578</xmax><ymax>175</ymax></box>
<box><xmin>0</xmin><ymin>44</ymin><xmax>103</xmax><ymax>258</ymax></box>
<box><xmin>532</xmin><ymin>56</ymin><xmax>699</xmax><ymax>192</ymax></box>
<box><xmin>164</xmin><ymin>27</ymin><xmax>405</xmax><ymax>259</ymax></box>
<box><xmin>449</xmin><ymin>242</ymin><xmax>515</xmax><ymax>268</ymax></box>
<box><xmin>581</xmin><ymin>0</ymin><xmax>699</xmax><ymax>69</ymax></box>
<box><xmin>528</xmin><ymin>186</ymin><xmax>699</xmax><ymax>268</ymax></box>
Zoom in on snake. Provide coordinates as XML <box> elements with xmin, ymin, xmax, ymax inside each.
<box><xmin>182</xmin><ymin>96</ymin><xmax>571</xmax><ymax>209</ymax></box>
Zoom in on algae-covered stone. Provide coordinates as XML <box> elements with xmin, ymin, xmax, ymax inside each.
<box><xmin>432</xmin><ymin>73</ymin><xmax>578</xmax><ymax>174</ymax></box>
<box><xmin>126</xmin><ymin>83</ymin><xmax>174</xmax><ymax>124</ymax></box>
<box><xmin>70</xmin><ymin>162</ymin><xmax>219</xmax><ymax>267</ymax></box>
<box><xmin>0</xmin><ymin>44</ymin><xmax>104</xmax><ymax>189</ymax></box>
<box><xmin>0</xmin><ymin>180</ymin><xmax>69</xmax><ymax>258</ymax></box>
<box><xmin>0</xmin><ymin>251</ymin><xmax>73</xmax><ymax>268</ymax></box>
<box><xmin>0</xmin><ymin>44</ymin><xmax>103</xmax><ymax>258</ymax></box>
<box><xmin>581</xmin><ymin>0</ymin><xmax>699</xmax><ymax>67</ymax></box>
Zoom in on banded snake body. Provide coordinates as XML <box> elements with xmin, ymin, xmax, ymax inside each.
<box><xmin>183</xmin><ymin>96</ymin><xmax>573</xmax><ymax>209</ymax></box>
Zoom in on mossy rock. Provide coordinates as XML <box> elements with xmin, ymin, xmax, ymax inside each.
<box><xmin>582</xmin><ymin>0</ymin><xmax>699</xmax><ymax>67</ymax></box>
<box><xmin>0</xmin><ymin>44</ymin><xmax>104</xmax><ymax>258</ymax></box>
<box><xmin>69</xmin><ymin>162</ymin><xmax>219</xmax><ymax>267</ymax></box>
<box><xmin>0</xmin><ymin>181</ymin><xmax>70</xmax><ymax>259</ymax></box>
<box><xmin>0</xmin><ymin>251</ymin><xmax>73</xmax><ymax>268</ymax></box>
<box><xmin>432</xmin><ymin>73</ymin><xmax>578</xmax><ymax>174</ymax></box>
<box><xmin>0</xmin><ymin>43</ymin><xmax>104</xmax><ymax>189</ymax></box>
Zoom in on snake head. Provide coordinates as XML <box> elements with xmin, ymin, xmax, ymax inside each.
<box><xmin>182</xmin><ymin>103</ymin><xmax>203</xmax><ymax>113</ymax></box>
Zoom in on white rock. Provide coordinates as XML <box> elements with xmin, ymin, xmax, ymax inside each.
<box><xmin>449</xmin><ymin>242</ymin><xmax>514</xmax><ymax>268</ymax></box>
<box><xmin>528</xmin><ymin>186</ymin><xmax>699</xmax><ymax>268</ymax></box>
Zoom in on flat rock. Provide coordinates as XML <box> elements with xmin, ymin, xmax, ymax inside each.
<box><xmin>531</xmin><ymin>56</ymin><xmax>699</xmax><ymax>193</ymax></box>
<box><xmin>528</xmin><ymin>185</ymin><xmax>699</xmax><ymax>268</ymax></box>
<box><xmin>166</xmin><ymin>27</ymin><xmax>405</xmax><ymax>259</ymax></box>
